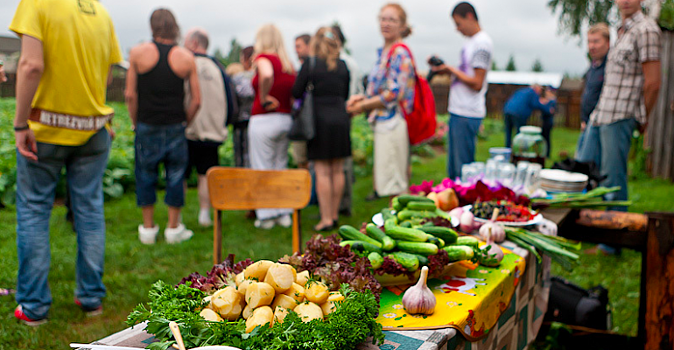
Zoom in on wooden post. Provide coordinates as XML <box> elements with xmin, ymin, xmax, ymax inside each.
<box><xmin>643</xmin><ymin>213</ymin><xmax>674</xmax><ymax>350</ymax></box>
<box><xmin>292</xmin><ymin>209</ymin><xmax>302</xmax><ymax>254</ymax></box>
<box><xmin>213</xmin><ymin>209</ymin><xmax>222</xmax><ymax>265</ymax></box>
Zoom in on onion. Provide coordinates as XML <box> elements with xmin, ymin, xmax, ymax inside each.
<box><xmin>448</xmin><ymin>208</ymin><xmax>464</xmax><ymax>221</ymax></box>
<box><xmin>459</xmin><ymin>211</ymin><xmax>475</xmax><ymax>233</ymax></box>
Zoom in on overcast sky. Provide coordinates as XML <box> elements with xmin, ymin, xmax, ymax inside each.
<box><xmin>1</xmin><ymin>0</ymin><xmax>594</xmax><ymax>76</ymax></box>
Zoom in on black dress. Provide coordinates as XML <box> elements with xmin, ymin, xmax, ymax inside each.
<box><xmin>292</xmin><ymin>58</ymin><xmax>351</xmax><ymax>161</ymax></box>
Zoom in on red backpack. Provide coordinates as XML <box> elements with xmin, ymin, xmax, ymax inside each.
<box><xmin>386</xmin><ymin>43</ymin><xmax>437</xmax><ymax>146</ymax></box>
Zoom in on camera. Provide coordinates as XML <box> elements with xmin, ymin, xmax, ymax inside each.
<box><xmin>428</xmin><ymin>56</ymin><xmax>444</xmax><ymax>66</ymax></box>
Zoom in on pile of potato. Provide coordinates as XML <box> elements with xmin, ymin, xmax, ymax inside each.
<box><xmin>199</xmin><ymin>260</ymin><xmax>344</xmax><ymax>332</ymax></box>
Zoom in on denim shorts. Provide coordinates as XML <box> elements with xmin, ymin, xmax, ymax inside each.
<box><xmin>134</xmin><ymin>122</ymin><xmax>188</xmax><ymax>207</ymax></box>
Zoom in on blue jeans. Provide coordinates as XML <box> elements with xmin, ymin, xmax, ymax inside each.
<box><xmin>16</xmin><ymin>128</ymin><xmax>110</xmax><ymax>320</ymax></box>
<box><xmin>504</xmin><ymin>113</ymin><xmax>527</xmax><ymax>149</ymax></box>
<box><xmin>447</xmin><ymin>114</ymin><xmax>483</xmax><ymax>180</ymax></box>
<box><xmin>577</xmin><ymin>118</ymin><xmax>636</xmax><ymax>254</ymax></box>
<box><xmin>135</xmin><ymin>122</ymin><xmax>188</xmax><ymax>208</ymax></box>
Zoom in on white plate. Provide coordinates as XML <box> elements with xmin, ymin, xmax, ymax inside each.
<box><xmin>540</xmin><ymin>169</ymin><xmax>589</xmax><ymax>183</ymax></box>
<box><xmin>464</xmin><ymin>205</ymin><xmax>543</xmax><ymax>227</ymax></box>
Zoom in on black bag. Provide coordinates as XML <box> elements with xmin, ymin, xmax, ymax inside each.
<box><xmin>544</xmin><ymin>277</ymin><xmax>611</xmax><ymax>330</ymax></box>
<box><xmin>288</xmin><ymin>57</ymin><xmax>316</xmax><ymax>141</ymax></box>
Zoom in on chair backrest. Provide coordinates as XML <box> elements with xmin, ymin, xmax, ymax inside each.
<box><xmin>206</xmin><ymin>167</ymin><xmax>311</xmax><ymax>211</ymax></box>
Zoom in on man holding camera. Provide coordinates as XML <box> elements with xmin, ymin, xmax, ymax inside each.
<box><xmin>430</xmin><ymin>2</ymin><xmax>493</xmax><ymax>180</ymax></box>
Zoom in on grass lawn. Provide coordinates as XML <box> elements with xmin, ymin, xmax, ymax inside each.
<box><xmin>1</xmin><ymin>101</ymin><xmax>673</xmax><ymax>349</ymax></box>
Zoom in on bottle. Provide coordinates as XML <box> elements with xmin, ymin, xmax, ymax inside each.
<box><xmin>512</xmin><ymin>126</ymin><xmax>547</xmax><ymax>166</ymax></box>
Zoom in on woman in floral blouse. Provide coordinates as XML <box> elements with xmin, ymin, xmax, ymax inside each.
<box><xmin>347</xmin><ymin>2</ymin><xmax>415</xmax><ymax>198</ymax></box>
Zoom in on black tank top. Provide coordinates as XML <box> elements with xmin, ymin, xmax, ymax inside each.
<box><xmin>137</xmin><ymin>41</ymin><xmax>186</xmax><ymax>125</ymax></box>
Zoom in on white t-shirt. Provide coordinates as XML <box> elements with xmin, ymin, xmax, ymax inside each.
<box><xmin>340</xmin><ymin>51</ymin><xmax>364</xmax><ymax>97</ymax></box>
<box><xmin>448</xmin><ymin>31</ymin><xmax>493</xmax><ymax>118</ymax></box>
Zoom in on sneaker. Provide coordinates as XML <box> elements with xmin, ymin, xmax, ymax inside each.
<box><xmin>254</xmin><ymin>218</ymin><xmax>275</xmax><ymax>230</ymax></box>
<box><xmin>275</xmin><ymin>214</ymin><xmax>292</xmax><ymax>228</ymax></box>
<box><xmin>164</xmin><ymin>223</ymin><xmax>194</xmax><ymax>244</ymax></box>
<box><xmin>74</xmin><ymin>298</ymin><xmax>103</xmax><ymax>317</ymax></box>
<box><xmin>138</xmin><ymin>224</ymin><xmax>159</xmax><ymax>245</ymax></box>
<box><xmin>198</xmin><ymin>208</ymin><xmax>212</xmax><ymax>227</ymax></box>
<box><xmin>365</xmin><ymin>191</ymin><xmax>381</xmax><ymax>202</ymax></box>
<box><xmin>14</xmin><ymin>305</ymin><xmax>47</xmax><ymax>326</ymax></box>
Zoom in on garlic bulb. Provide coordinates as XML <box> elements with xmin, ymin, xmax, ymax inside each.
<box><xmin>479</xmin><ymin>208</ymin><xmax>506</xmax><ymax>243</ymax></box>
<box><xmin>402</xmin><ymin>266</ymin><xmax>436</xmax><ymax>315</ymax></box>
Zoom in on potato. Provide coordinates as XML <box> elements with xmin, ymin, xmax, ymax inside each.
<box><xmin>320</xmin><ymin>291</ymin><xmax>345</xmax><ymax>316</ymax></box>
<box><xmin>242</xmin><ymin>304</ymin><xmax>253</xmax><ymax>320</ymax></box>
<box><xmin>244</xmin><ymin>260</ymin><xmax>274</xmax><ymax>281</ymax></box>
<box><xmin>293</xmin><ymin>302</ymin><xmax>324</xmax><ymax>322</ymax></box>
<box><xmin>245</xmin><ymin>282</ymin><xmax>275</xmax><ymax>309</ymax></box>
<box><xmin>305</xmin><ymin>281</ymin><xmax>329</xmax><ymax>304</ymax></box>
<box><xmin>235</xmin><ymin>272</ymin><xmax>245</xmax><ymax>286</ymax></box>
<box><xmin>264</xmin><ymin>263</ymin><xmax>294</xmax><ymax>293</ymax></box>
<box><xmin>295</xmin><ymin>270</ymin><xmax>310</xmax><ymax>286</ymax></box>
<box><xmin>212</xmin><ymin>286</ymin><xmax>243</xmax><ymax>321</ymax></box>
<box><xmin>271</xmin><ymin>294</ymin><xmax>298</xmax><ymax>310</ymax></box>
<box><xmin>272</xmin><ymin>306</ymin><xmax>290</xmax><ymax>325</ymax></box>
<box><xmin>245</xmin><ymin>306</ymin><xmax>273</xmax><ymax>333</ymax></box>
<box><xmin>210</xmin><ymin>288</ymin><xmax>229</xmax><ymax>310</ymax></box>
<box><xmin>282</xmin><ymin>283</ymin><xmax>305</xmax><ymax>303</ymax></box>
<box><xmin>237</xmin><ymin>279</ymin><xmax>256</xmax><ymax>296</ymax></box>
<box><xmin>200</xmin><ymin>308</ymin><xmax>224</xmax><ymax>322</ymax></box>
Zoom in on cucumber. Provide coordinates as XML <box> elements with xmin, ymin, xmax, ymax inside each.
<box><xmin>384</xmin><ymin>218</ymin><xmax>398</xmax><ymax>232</ymax></box>
<box><xmin>396</xmin><ymin>241</ymin><xmax>439</xmax><ymax>256</ymax></box>
<box><xmin>368</xmin><ymin>252</ymin><xmax>384</xmax><ymax>269</ymax></box>
<box><xmin>426</xmin><ymin>236</ymin><xmax>445</xmax><ymax>248</ymax></box>
<box><xmin>381</xmin><ymin>208</ymin><xmax>396</xmax><ymax>222</ymax></box>
<box><xmin>339</xmin><ymin>240</ymin><xmax>383</xmax><ymax>254</ymax></box>
<box><xmin>397</xmin><ymin>209</ymin><xmax>437</xmax><ymax>221</ymax></box>
<box><xmin>392</xmin><ymin>197</ymin><xmax>404</xmax><ymax>211</ymax></box>
<box><xmin>337</xmin><ymin>225</ymin><xmax>382</xmax><ymax>248</ymax></box>
<box><xmin>385</xmin><ymin>226</ymin><xmax>428</xmax><ymax>242</ymax></box>
<box><xmin>455</xmin><ymin>236</ymin><xmax>480</xmax><ymax>249</ymax></box>
<box><xmin>389</xmin><ymin>252</ymin><xmax>420</xmax><ymax>271</ymax></box>
<box><xmin>406</xmin><ymin>201</ymin><xmax>438</xmax><ymax>211</ymax></box>
<box><xmin>414</xmin><ymin>254</ymin><xmax>429</xmax><ymax>267</ymax></box>
<box><xmin>397</xmin><ymin>194</ymin><xmax>434</xmax><ymax>205</ymax></box>
<box><xmin>400</xmin><ymin>221</ymin><xmax>413</xmax><ymax>228</ymax></box>
<box><xmin>419</xmin><ymin>226</ymin><xmax>459</xmax><ymax>244</ymax></box>
<box><xmin>366</xmin><ymin>223</ymin><xmax>396</xmax><ymax>251</ymax></box>
<box><xmin>442</xmin><ymin>245</ymin><xmax>475</xmax><ymax>261</ymax></box>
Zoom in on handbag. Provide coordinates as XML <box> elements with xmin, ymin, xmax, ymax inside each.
<box><xmin>288</xmin><ymin>57</ymin><xmax>316</xmax><ymax>141</ymax></box>
<box><xmin>544</xmin><ymin>277</ymin><xmax>611</xmax><ymax>330</ymax></box>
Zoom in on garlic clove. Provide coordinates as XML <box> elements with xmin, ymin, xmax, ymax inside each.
<box><xmin>402</xmin><ymin>266</ymin><xmax>436</xmax><ymax>315</ymax></box>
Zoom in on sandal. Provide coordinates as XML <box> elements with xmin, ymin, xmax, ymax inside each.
<box><xmin>314</xmin><ymin>222</ymin><xmax>335</xmax><ymax>232</ymax></box>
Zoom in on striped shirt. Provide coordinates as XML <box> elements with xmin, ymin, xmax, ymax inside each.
<box><xmin>589</xmin><ymin>11</ymin><xmax>661</xmax><ymax>126</ymax></box>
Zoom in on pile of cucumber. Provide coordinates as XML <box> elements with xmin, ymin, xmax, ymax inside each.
<box><xmin>338</xmin><ymin>194</ymin><xmax>480</xmax><ymax>273</ymax></box>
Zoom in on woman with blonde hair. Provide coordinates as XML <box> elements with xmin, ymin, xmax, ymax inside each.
<box><xmin>249</xmin><ymin>24</ymin><xmax>296</xmax><ymax>229</ymax></box>
<box><xmin>347</xmin><ymin>3</ymin><xmax>415</xmax><ymax>200</ymax></box>
<box><xmin>292</xmin><ymin>27</ymin><xmax>351</xmax><ymax>231</ymax></box>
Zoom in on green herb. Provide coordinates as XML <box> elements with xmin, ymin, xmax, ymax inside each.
<box><xmin>531</xmin><ymin>186</ymin><xmax>631</xmax><ymax>209</ymax></box>
<box><xmin>126</xmin><ymin>282</ymin><xmax>385</xmax><ymax>350</ymax></box>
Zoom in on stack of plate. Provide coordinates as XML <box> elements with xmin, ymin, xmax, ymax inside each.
<box><xmin>539</xmin><ymin>169</ymin><xmax>588</xmax><ymax>193</ymax></box>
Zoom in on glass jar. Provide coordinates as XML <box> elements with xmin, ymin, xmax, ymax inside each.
<box><xmin>512</xmin><ymin>126</ymin><xmax>547</xmax><ymax>165</ymax></box>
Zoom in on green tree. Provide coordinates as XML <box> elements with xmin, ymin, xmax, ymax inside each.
<box><xmin>548</xmin><ymin>0</ymin><xmax>663</xmax><ymax>37</ymax></box>
<box><xmin>505</xmin><ymin>55</ymin><xmax>517</xmax><ymax>72</ymax></box>
<box><xmin>226</xmin><ymin>38</ymin><xmax>243</xmax><ymax>66</ymax></box>
<box><xmin>532</xmin><ymin>58</ymin><xmax>544</xmax><ymax>72</ymax></box>
<box><xmin>491</xmin><ymin>60</ymin><xmax>498</xmax><ymax>71</ymax></box>
<box><xmin>213</xmin><ymin>48</ymin><xmax>226</xmax><ymax>65</ymax></box>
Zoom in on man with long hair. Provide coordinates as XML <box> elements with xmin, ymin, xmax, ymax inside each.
<box><xmin>125</xmin><ymin>8</ymin><xmax>201</xmax><ymax>244</ymax></box>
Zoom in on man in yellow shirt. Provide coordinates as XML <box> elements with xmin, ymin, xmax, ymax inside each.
<box><xmin>10</xmin><ymin>0</ymin><xmax>123</xmax><ymax>325</ymax></box>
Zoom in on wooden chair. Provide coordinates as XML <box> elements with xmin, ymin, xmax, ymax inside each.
<box><xmin>206</xmin><ymin>167</ymin><xmax>312</xmax><ymax>265</ymax></box>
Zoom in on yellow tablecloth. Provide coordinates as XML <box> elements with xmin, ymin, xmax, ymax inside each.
<box><xmin>376</xmin><ymin>244</ymin><xmax>526</xmax><ymax>341</ymax></box>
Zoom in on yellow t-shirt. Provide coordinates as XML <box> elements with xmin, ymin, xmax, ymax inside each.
<box><xmin>9</xmin><ymin>0</ymin><xmax>123</xmax><ymax>146</ymax></box>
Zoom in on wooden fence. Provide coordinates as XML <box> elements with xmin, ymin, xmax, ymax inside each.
<box><xmin>431</xmin><ymin>82</ymin><xmax>583</xmax><ymax>129</ymax></box>
<box><xmin>646</xmin><ymin>30</ymin><xmax>674</xmax><ymax>181</ymax></box>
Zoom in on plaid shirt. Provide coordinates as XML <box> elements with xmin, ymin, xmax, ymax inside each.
<box><xmin>590</xmin><ymin>11</ymin><xmax>661</xmax><ymax>126</ymax></box>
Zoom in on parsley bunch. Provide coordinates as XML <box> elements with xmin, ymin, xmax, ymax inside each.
<box><xmin>127</xmin><ymin>282</ymin><xmax>385</xmax><ymax>350</ymax></box>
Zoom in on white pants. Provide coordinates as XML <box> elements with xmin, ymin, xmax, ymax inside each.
<box><xmin>248</xmin><ymin>113</ymin><xmax>293</xmax><ymax>220</ymax></box>
<box><xmin>373</xmin><ymin>115</ymin><xmax>409</xmax><ymax>196</ymax></box>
